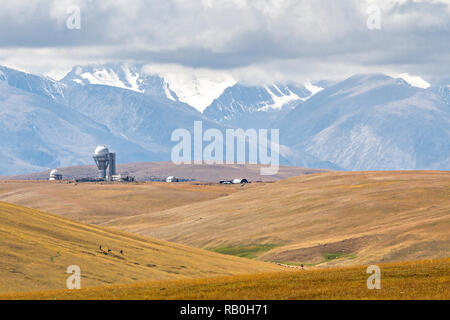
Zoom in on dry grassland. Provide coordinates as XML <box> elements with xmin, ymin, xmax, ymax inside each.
<box><xmin>0</xmin><ymin>201</ymin><xmax>281</xmax><ymax>294</ymax></box>
<box><xmin>3</xmin><ymin>258</ymin><xmax>448</xmax><ymax>300</ymax></box>
<box><xmin>1</xmin><ymin>171</ymin><xmax>448</xmax><ymax>267</ymax></box>
<box><xmin>105</xmin><ymin>171</ymin><xmax>450</xmax><ymax>266</ymax></box>
<box><xmin>0</xmin><ymin>181</ymin><xmax>243</xmax><ymax>224</ymax></box>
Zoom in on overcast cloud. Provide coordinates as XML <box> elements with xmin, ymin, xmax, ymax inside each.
<box><xmin>0</xmin><ymin>0</ymin><xmax>449</xmax><ymax>84</ymax></box>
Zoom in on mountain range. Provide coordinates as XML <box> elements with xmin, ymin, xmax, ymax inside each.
<box><xmin>0</xmin><ymin>63</ymin><xmax>448</xmax><ymax>175</ymax></box>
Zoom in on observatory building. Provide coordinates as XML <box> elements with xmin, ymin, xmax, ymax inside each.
<box><xmin>49</xmin><ymin>169</ymin><xmax>63</xmax><ymax>181</ymax></box>
<box><xmin>93</xmin><ymin>145</ymin><xmax>116</xmax><ymax>181</ymax></box>
<box><xmin>166</xmin><ymin>176</ymin><xmax>179</xmax><ymax>183</ymax></box>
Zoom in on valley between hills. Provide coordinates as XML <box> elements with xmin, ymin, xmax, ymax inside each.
<box><xmin>0</xmin><ymin>169</ymin><xmax>448</xmax><ymax>298</ymax></box>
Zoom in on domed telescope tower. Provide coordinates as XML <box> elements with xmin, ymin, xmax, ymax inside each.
<box><xmin>49</xmin><ymin>169</ymin><xmax>63</xmax><ymax>181</ymax></box>
<box><xmin>93</xmin><ymin>145</ymin><xmax>116</xmax><ymax>181</ymax></box>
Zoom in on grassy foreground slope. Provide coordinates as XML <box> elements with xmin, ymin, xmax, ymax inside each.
<box><xmin>0</xmin><ymin>201</ymin><xmax>281</xmax><ymax>293</ymax></box>
<box><xmin>3</xmin><ymin>258</ymin><xmax>448</xmax><ymax>300</ymax></box>
<box><xmin>107</xmin><ymin>171</ymin><xmax>450</xmax><ymax>266</ymax></box>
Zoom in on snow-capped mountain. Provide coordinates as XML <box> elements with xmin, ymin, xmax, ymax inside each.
<box><xmin>61</xmin><ymin>63</ymin><xmax>179</xmax><ymax>101</ymax></box>
<box><xmin>61</xmin><ymin>63</ymin><xmax>236</xmax><ymax>112</ymax></box>
<box><xmin>61</xmin><ymin>63</ymin><xmax>230</xmax><ymax>155</ymax></box>
<box><xmin>0</xmin><ymin>66</ymin><xmax>66</xmax><ymax>102</ymax></box>
<box><xmin>0</xmin><ymin>65</ymin><xmax>448</xmax><ymax>175</ymax></box>
<box><xmin>203</xmin><ymin>83</ymin><xmax>314</xmax><ymax>128</ymax></box>
<box><xmin>61</xmin><ymin>82</ymin><xmax>219</xmax><ymax>153</ymax></box>
<box><xmin>0</xmin><ymin>76</ymin><xmax>156</xmax><ymax>175</ymax></box>
<box><xmin>60</xmin><ymin>63</ymin><xmax>326</xmax><ymax>120</ymax></box>
<box><xmin>277</xmin><ymin>74</ymin><xmax>450</xmax><ymax>170</ymax></box>
<box><xmin>0</xmin><ymin>66</ymin><xmax>226</xmax><ymax>175</ymax></box>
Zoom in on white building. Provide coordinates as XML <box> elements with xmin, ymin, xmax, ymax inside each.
<box><xmin>166</xmin><ymin>176</ymin><xmax>179</xmax><ymax>182</ymax></box>
<box><xmin>232</xmin><ymin>178</ymin><xmax>249</xmax><ymax>184</ymax></box>
<box><xmin>111</xmin><ymin>174</ymin><xmax>134</xmax><ymax>182</ymax></box>
<box><xmin>49</xmin><ymin>169</ymin><xmax>63</xmax><ymax>181</ymax></box>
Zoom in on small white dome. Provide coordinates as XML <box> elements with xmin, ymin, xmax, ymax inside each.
<box><xmin>94</xmin><ymin>145</ymin><xmax>109</xmax><ymax>156</ymax></box>
<box><xmin>50</xmin><ymin>169</ymin><xmax>59</xmax><ymax>175</ymax></box>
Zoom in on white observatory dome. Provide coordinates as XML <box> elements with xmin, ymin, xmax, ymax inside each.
<box><xmin>94</xmin><ymin>145</ymin><xmax>109</xmax><ymax>156</ymax></box>
<box><xmin>50</xmin><ymin>169</ymin><xmax>59</xmax><ymax>175</ymax></box>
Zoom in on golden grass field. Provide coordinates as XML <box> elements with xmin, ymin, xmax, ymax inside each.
<box><xmin>0</xmin><ymin>201</ymin><xmax>281</xmax><ymax>294</ymax></box>
<box><xmin>0</xmin><ymin>170</ymin><xmax>448</xmax><ymax>298</ymax></box>
<box><xmin>1</xmin><ymin>171</ymin><xmax>449</xmax><ymax>267</ymax></box>
<box><xmin>105</xmin><ymin>171</ymin><xmax>450</xmax><ymax>266</ymax></box>
<box><xmin>2</xmin><ymin>258</ymin><xmax>448</xmax><ymax>300</ymax></box>
<box><xmin>0</xmin><ymin>180</ymin><xmax>243</xmax><ymax>224</ymax></box>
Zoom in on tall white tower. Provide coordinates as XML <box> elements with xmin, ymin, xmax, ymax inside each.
<box><xmin>93</xmin><ymin>145</ymin><xmax>110</xmax><ymax>180</ymax></box>
<box><xmin>93</xmin><ymin>145</ymin><xmax>117</xmax><ymax>181</ymax></box>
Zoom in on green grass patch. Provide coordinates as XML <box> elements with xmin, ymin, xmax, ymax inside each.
<box><xmin>280</xmin><ymin>253</ymin><xmax>358</xmax><ymax>267</ymax></box>
<box><xmin>321</xmin><ymin>252</ymin><xmax>357</xmax><ymax>264</ymax></box>
<box><xmin>209</xmin><ymin>244</ymin><xmax>278</xmax><ymax>259</ymax></box>
<box><xmin>323</xmin><ymin>253</ymin><xmax>346</xmax><ymax>261</ymax></box>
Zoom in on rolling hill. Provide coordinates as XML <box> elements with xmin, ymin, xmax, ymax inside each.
<box><xmin>1</xmin><ymin>171</ymin><xmax>448</xmax><ymax>267</ymax></box>
<box><xmin>0</xmin><ymin>201</ymin><xmax>281</xmax><ymax>294</ymax></box>
<box><xmin>0</xmin><ymin>180</ymin><xmax>245</xmax><ymax>224</ymax></box>
<box><xmin>102</xmin><ymin>171</ymin><xmax>450</xmax><ymax>266</ymax></box>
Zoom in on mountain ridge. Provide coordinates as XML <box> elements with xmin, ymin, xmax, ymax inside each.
<box><xmin>277</xmin><ymin>74</ymin><xmax>450</xmax><ymax>170</ymax></box>
<box><xmin>0</xmin><ymin>64</ymin><xmax>449</xmax><ymax>175</ymax></box>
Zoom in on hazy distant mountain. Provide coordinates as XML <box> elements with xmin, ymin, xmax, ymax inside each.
<box><xmin>1</xmin><ymin>65</ymin><xmax>448</xmax><ymax>175</ymax></box>
<box><xmin>61</xmin><ymin>83</ymin><xmax>220</xmax><ymax>153</ymax></box>
<box><xmin>0</xmin><ymin>66</ymin><xmax>65</xmax><ymax>102</ymax></box>
<box><xmin>61</xmin><ymin>63</ymin><xmax>179</xmax><ymax>101</ymax></box>
<box><xmin>0</xmin><ymin>80</ymin><xmax>156</xmax><ymax>175</ymax></box>
<box><xmin>203</xmin><ymin>83</ymin><xmax>314</xmax><ymax>128</ymax></box>
<box><xmin>0</xmin><ymin>66</ymin><xmax>229</xmax><ymax>175</ymax></box>
<box><xmin>60</xmin><ymin>63</ymin><xmax>235</xmax><ymax>112</ymax></box>
<box><xmin>277</xmin><ymin>74</ymin><xmax>450</xmax><ymax>170</ymax></box>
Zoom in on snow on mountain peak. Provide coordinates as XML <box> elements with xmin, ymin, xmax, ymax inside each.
<box><xmin>0</xmin><ymin>66</ymin><xmax>448</xmax><ymax>175</ymax></box>
<box><xmin>262</xmin><ymin>84</ymin><xmax>301</xmax><ymax>110</ymax></box>
<box><xmin>61</xmin><ymin>63</ymin><xmax>330</xmax><ymax>112</ymax></box>
<box><xmin>203</xmin><ymin>82</ymin><xmax>312</xmax><ymax>127</ymax></box>
<box><xmin>304</xmin><ymin>81</ymin><xmax>324</xmax><ymax>97</ymax></box>
<box><xmin>62</xmin><ymin>63</ymin><xmax>235</xmax><ymax>110</ymax></box>
<box><xmin>121</xmin><ymin>64</ymin><xmax>141</xmax><ymax>92</ymax></box>
<box><xmin>62</xmin><ymin>63</ymin><xmax>181</xmax><ymax>102</ymax></box>
<box><xmin>394</xmin><ymin>73</ymin><xmax>430</xmax><ymax>89</ymax></box>
<box><xmin>69</xmin><ymin>63</ymin><xmax>144</xmax><ymax>93</ymax></box>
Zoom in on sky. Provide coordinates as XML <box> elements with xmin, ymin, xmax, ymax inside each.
<box><xmin>0</xmin><ymin>0</ymin><xmax>449</xmax><ymax>86</ymax></box>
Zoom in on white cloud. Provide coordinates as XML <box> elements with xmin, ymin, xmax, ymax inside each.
<box><xmin>0</xmin><ymin>0</ymin><xmax>448</xmax><ymax>84</ymax></box>
<box><xmin>142</xmin><ymin>64</ymin><xmax>236</xmax><ymax>111</ymax></box>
